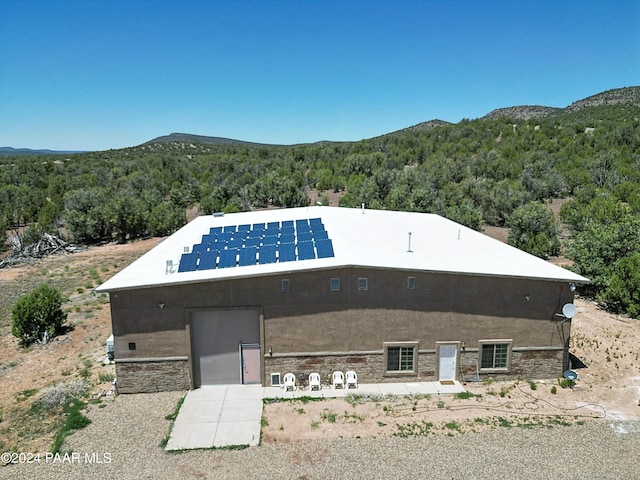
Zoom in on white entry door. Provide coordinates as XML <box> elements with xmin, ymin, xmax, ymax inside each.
<box><xmin>438</xmin><ymin>344</ymin><xmax>458</xmax><ymax>381</ymax></box>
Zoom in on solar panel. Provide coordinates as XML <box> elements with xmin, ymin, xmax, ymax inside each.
<box><xmin>312</xmin><ymin>230</ymin><xmax>329</xmax><ymax>241</ymax></box>
<box><xmin>279</xmin><ymin>233</ymin><xmax>295</xmax><ymax>244</ymax></box>
<box><xmin>258</xmin><ymin>245</ymin><xmax>277</xmax><ymax>264</ymax></box>
<box><xmin>239</xmin><ymin>246</ymin><xmax>257</xmax><ymax>266</ymax></box>
<box><xmin>227</xmin><ymin>238</ymin><xmax>244</xmax><ymax>250</ymax></box>
<box><xmin>297</xmin><ymin>231</ymin><xmax>313</xmax><ymax>242</ymax></box>
<box><xmin>262</xmin><ymin>235</ymin><xmax>278</xmax><ymax>246</ymax></box>
<box><xmin>218</xmin><ymin>231</ymin><xmax>233</xmax><ymax>242</ymax></box>
<box><xmin>198</xmin><ymin>251</ymin><xmax>218</xmax><ymax>270</ymax></box>
<box><xmin>279</xmin><ymin>243</ymin><xmax>296</xmax><ymax>262</ymax></box>
<box><xmin>297</xmin><ymin>241</ymin><xmax>316</xmax><ymax>260</ymax></box>
<box><xmin>184</xmin><ymin>218</ymin><xmax>334</xmax><ymax>270</ymax></box>
<box><xmin>219</xmin><ymin>249</ymin><xmax>238</xmax><ymax>268</ymax></box>
<box><xmin>201</xmin><ymin>233</ymin><xmax>218</xmax><ymax>244</ymax></box>
<box><xmin>245</xmin><ymin>236</ymin><xmax>261</xmax><ymax>247</ymax></box>
<box><xmin>178</xmin><ymin>252</ymin><xmax>199</xmax><ymax>272</ymax></box>
<box><xmin>192</xmin><ymin>243</ymin><xmax>208</xmax><ymax>254</ymax></box>
<box><xmin>316</xmin><ymin>239</ymin><xmax>335</xmax><ymax>258</ymax></box>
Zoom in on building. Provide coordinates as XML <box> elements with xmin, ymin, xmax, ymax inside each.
<box><xmin>96</xmin><ymin>206</ymin><xmax>589</xmax><ymax>393</ymax></box>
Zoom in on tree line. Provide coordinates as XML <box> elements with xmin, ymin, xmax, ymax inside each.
<box><xmin>1</xmin><ymin>102</ymin><xmax>639</xmax><ymax>316</ymax></box>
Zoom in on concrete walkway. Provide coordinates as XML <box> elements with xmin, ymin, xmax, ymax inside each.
<box><xmin>166</xmin><ymin>381</ymin><xmax>465</xmax><ymax>451</ymax></box>
<box><xmin>165</xmin><ymin>384</ymin><xmax>264</xmax><ymax>450</ymax></box>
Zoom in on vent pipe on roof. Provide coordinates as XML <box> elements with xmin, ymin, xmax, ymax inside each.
<box><xmin>361</xmin><ymin>202</ymin><xmax>365</xmax><ymax>214</ymax></box>
<box><xmin>407</xmin><ymin>232</ymin><xmax>413</xmax><ymax>253</ymax></box>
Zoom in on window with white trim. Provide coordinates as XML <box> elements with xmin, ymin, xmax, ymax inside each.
<box><xmin>479</xmin><ymin>340</ymin><xmax>512</xmax><ymax>371</ymax></box>
<box><xmin>407</xmin><ymin>276</ymin><xmax>416</xmax><ymax>289</ymax></box>
<box><xmin>358</xmin><ymin>277</ymin><xmax>368</xmax><ymax>291</ymax></box>
<box><xmin>281</xmin><ymin>279</ymin><xmax>290</xmax><ymax>292</ymax></box>
<box><xmin>330</xmin><ymin>277</ymin><xmax>340</xmax><ymax>291</ymax></box>
<box><xmin>384</xmin><ymin>342</ymin><xmax>418</xmax><ymax>374</ymax></box>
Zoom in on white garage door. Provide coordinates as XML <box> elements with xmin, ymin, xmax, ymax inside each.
<box><xmin>191</xmin><ymin>309</ymin><xmax>260</xmax><ymax>387</ymax></box>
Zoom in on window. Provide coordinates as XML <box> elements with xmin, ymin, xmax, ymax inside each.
<box><xmin>407</xmin><ymin>276</ymin><xmax>416</xmax><ymax>289</ymax></box>
<box><xmin>479</xmin><ymin>340</ymin><xmax>512</xmax><ymax>371</ymax></box>
<box><xmin>330</xmin><ymin>277</ymin><xmax>340</xmax><ymax>291</ymax></box>
<box><xmin>384</xmin><ymin>342</ymin><xmax>418</xmax><ymax>374</ymax></box>
<box><xmin>281</xmin><ymin>279</ymin><xmax>290</xmax><ymax>292</ymax></box>
<box><xmin>358</xmin><ymin>277</ymin><xmax>368</xmax><ymax>291</ymax></box>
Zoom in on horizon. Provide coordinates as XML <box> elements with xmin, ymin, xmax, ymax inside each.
<box><xmin>1</xmin><ymin>0</ymin><xmax>638</xmax><ymax>151</ymax></box>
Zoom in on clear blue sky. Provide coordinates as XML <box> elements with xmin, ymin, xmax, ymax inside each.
<box><xmin>1</xmin><ymin>0</ymin><xmax>638</xmax><ymax>151</ymax></box>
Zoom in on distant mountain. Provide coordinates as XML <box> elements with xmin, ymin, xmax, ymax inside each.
<box><xmin>144</xmin><ymin>133</ymin><xmax>279</xmax><ymax>147</ymax></box>
<box><xmin>144</xmin><ymin>87</ymin><xmax>639</xmax><ymax>147</ymax></box>
<box><xmin>0</xmin><ymin>146</ymin><xmax>85</xmax><ymax>156</ymax></box>
<box><xmin>482</xmin><ymin>86</ymin><xmax>640</xmax><ymax>121</ymax></box>
<box><xmin>399</xmin><ymin>119</ymin><xmax>453</xmax><ymax>133</ymax></box>
<box><xmin>481</xmin><ymin>106</ymin><xmax>562</xmax><ymax>121</ymax></box>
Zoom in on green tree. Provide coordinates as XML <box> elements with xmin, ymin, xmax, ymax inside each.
<box><xmin>507</xmin><ymin>201</ymin><xmax>560</xmax><ymax>258</ymax></box>
<box><xmin>600</xmin><ymin>253</ymin><xmax>640</xmax><ymax>317</ymax></box>
<box><xmin>11</xmin><ymin>284</ymin><xmax>68</xmax><ymax>346</ymax></box>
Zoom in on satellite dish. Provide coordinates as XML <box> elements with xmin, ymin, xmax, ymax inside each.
<box><xmin>562</xmin><ymin>303</ymin><xmax>577</xmax><ymax>319</ymax></box>
<box><xmin>563</xmin><ymin>370</ymin><xmax>578</xmax><ymax>381</ymax></box>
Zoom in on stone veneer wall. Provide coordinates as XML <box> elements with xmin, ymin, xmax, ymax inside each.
<box><xmin>115</xmin><ymin>359</ymin><xmax>190</xmax><ymax>394</ymax></box>
<box><xmin>458</xmin><ymin>349</ymin><xmax>565</xmax><ymax>382</ymax></box>
<box><xmin>265</xmin><ymin>348</ymin><xmax>565</xmax><ymax>386</ymax></box>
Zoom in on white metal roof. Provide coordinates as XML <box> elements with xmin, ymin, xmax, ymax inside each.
<box><xmin>96</xmin><ymin>206</ymin><xmax>589</xmax><ymax>292</ymax></box>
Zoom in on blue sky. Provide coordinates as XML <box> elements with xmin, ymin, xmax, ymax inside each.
<box><xmin>1</xmin><ymin>0</ymin><xmax>638</xmax><ymax>151</ymax></box>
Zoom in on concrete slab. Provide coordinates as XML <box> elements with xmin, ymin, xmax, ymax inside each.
<box><xmin>166</xmin><ymin>381</ymin><xmax>465</xmax><ymax>451</ymax></box>
<box><xmin>213</xmin><ymin>421</ymin><xmax>261</xmax><ymax>448</ymax></box>
<box><xmin>166</xmin><ymin>422</ymin><xmax>216</xmax><ymax>450</ymax></box>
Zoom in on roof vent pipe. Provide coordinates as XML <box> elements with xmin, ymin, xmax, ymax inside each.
<box><xmin>407</xmin><ymin>232</ymin><xmax>413</xmax><ymax>253</ymax></box>
<box><xmin>361</xmin><ymin>202</ymin><xmax>365</xmax><ymax>214</ymax></box>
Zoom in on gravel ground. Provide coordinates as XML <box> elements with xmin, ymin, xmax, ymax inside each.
<box><xmin>3</xmin><ymin>391</ymin><xmax>639</xmax><ymax>480</ymax></box>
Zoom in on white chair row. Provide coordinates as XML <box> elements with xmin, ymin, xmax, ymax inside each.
<box><xmin>333</xmin><ymin>370</ymin><xmax>358</xmax><ymax>389</ymax></box>
<box><xmin>282</xmin><ymin>370</ymin><xmax>358</xmax><ymax>391</ymax></box>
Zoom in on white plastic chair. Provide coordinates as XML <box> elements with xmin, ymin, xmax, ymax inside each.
<box><xmin>308</xmin><ymin>372</ymin><xmax>321</xmax><ymax>391</ymax></box>
<box><xmin>283</xmin><ymin>372</ymin><xmax>296</xmax><ymax>391</ymax></box>
<box><xmin>345</xmin><ymin>370</ymin><xmax>358</xmax><ymax>389</ymax></box>
<box><xmin>332</xmin><ymin>371</ymin><xmax>345</xmax><ymax>389</ymax></box>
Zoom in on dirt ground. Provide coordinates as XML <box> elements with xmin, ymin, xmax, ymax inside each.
<box><xmin>1</xmin><ymin>237</ymin><xmax>639</xmax><ymax>451</ymax></box>
<box><xmin>0</xmin><ymin>238</ymin><xmax>162</xmax><ymax>451</ymax></box>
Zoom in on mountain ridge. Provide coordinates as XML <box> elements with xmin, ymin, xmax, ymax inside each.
<box><xmin>3</xmin><ymin>86</ymin><xmax>638</xmax><ymax>153</ymax></box>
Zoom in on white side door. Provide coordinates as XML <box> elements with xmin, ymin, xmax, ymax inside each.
<box><xmin>438</xmin><ymin>344</ymin><xmax>458</xmax><ymax>381</ymax></box>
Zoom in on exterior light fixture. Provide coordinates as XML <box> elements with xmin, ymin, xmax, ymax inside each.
<box><xmin>268</xmin><ymin>346</ymin><xmax>273</xmax><ymax>356</ymax></box>
<box><xmin>570</xmin><ymin>283</ymin><xmax>576</xmax><ymax>292</ymax></box>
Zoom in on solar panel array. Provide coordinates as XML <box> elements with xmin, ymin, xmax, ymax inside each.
<box><xmin>177</xmin><ymin>218</ymin><xmax>335</xmax><ymax>272</ymax></box>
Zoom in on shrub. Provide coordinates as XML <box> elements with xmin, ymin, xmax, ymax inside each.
<box><xmin>11</xmin><ymin>284</ymin><xmax>67</xmax><ymax>346</ymax></box>
<box><xmin>35</xmin><ymin>380</ymin><xmax>87</xmax><ymax>410</ymax></box>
